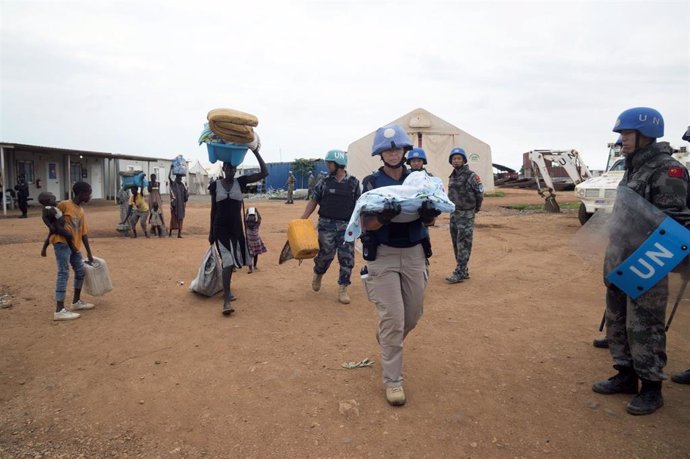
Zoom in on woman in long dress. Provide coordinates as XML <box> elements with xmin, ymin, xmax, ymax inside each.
<box><xmin>209</xmin><ymin>148</ymin><xmax>268</xmax><ymax>316</ymax></box>
<box><xmin>168</xmin><ymin>170</ymin><xmax>189</xmax><ymax>238</ymax></box>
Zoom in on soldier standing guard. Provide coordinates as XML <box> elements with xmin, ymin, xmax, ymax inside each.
<box><xmin>446</xmin><ymin>148</ymin><xmax>484</xmax><ymax>284</ymax></box>
<box><xmin>592</xmin><ymin>107</ymin><xmax>690</xmax><ymax>415</ymax></box>
<box><xmin>285</xmin><ymin>171</ymin><xmax>295</xmax><ymax>204</ymax></box>
<box><xmin>307</xmin><ymin>172</ymin><xmax>316</xmax><ymax>199</ymax></box>
<box><xmin>300</xmin><ymin>150</ymin><xmax>360</xmax><ymax>304</ymax></box>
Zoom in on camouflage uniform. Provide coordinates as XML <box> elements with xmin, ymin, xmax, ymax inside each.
<box><xmin>286</xmin><ymin>174</ymin><xmax>295</xmax><ymax>203</ymax></box>
<box><xmin>312</xmin><ymin>174</ymin><xmax>361</xmax><ymax>285</ymax></box>
<box><xmin>447</xmin><ymin>165</ymin><xmax>484</xmax><ymax>278</ymax></box>
<box><xmin>605</xmin><ymin>141</ymin><xmax>690</xmax><ymax>381</ymax></box>
<box><xmin>307</xmin><ymin>174</ymin><xmax>316</xmax><ymax>200</ymax></box>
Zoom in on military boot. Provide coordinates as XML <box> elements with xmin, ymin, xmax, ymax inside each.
<box><xmin>445</xmin><ymin>273</ymin><xmax>464</xmax><ymax>284</ymax></box>
<box><xmin>671</xmin><ymin>369</ymin><xmax>690</xmax><ymax>384</ymax></box>
<box><xmin>626</xmin><ymin>380</ymin><xmax>663</xmax><ymax>415</ymax></box>
<box><xmin>312</xmin><ymin>273</ymin><xmax>323</xmax><ymax>292</ymax></box>
<box><xmin>592</xmin><ymin>338</ymin><xmax>609</xmax><ymax>349</ymax></box>
<box><xmin>338</xmin><ymin>285</ymin><xmax>350</xmax><ymax>304</ymax></box>
<box><xmin>592</xmin><ymin>366</ymin><xmax>638</xmax><ymax>395</ymax></box>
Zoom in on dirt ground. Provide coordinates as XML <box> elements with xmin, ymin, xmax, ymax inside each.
<box><xmin>1</xmin><ymin>188</ymin><xmax>688</xmax><ymax>458</ymax></box>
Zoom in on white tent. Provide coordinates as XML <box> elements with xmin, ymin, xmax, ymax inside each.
<box><xmin>204</xmin><ymin>162</ymin><xmax>223</xmax><ymax>180</ymax></box>
<box><xmin>188</xmin><ymin>160</ymin><xmax>209</xmax><ymax>195</ymax></box>
<box><xmin>347</xmin><ymin>108</ymin><xmax>494</xmax><ymax>192</ymax></box>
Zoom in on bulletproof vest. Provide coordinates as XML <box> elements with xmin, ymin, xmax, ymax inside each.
<box><xmin>363</xmin><ymin>168</ymin><xmax>428</xmax><ymax>247</ymax></box>
<box><xmin>318</xmin><ymin>176</ymin><xmax>357</xmax><ymax>221</ymax></box>
<box><xmin>448</xmin><ymin>166</ymin><xmax>478</xmax><ymax>210</ymax></box>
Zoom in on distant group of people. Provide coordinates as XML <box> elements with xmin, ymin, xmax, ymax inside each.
<box><xmin>116</xmin><ymin>168</ymin><xmax>189</xmax><ymax>239</ymax></box>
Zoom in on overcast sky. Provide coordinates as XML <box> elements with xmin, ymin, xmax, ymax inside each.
<box><xmin>1</xmin><ymin>0</ymin><xmax>689</xmax><ymax>171</ymax></box>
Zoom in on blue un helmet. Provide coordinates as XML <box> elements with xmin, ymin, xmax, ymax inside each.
<box><xmin>683</xmin><ymin>126</ymin><xmax>690</xmax><ymax>142</ymax></box>
<box><xmin>406</xmin><ymin>148</ymin><xmax>427</xmax><ymax>165</ymax></box>
<box><xmin>371</xmin><ymin>124</ymin><xmax>413</xmax><ymax>156</ymax></box>
<box><xmin>448</xmin><ymin>147</ymin><xmax>467</xmax><ymax>164</ymax></box>
<box><xmin>615</xmin><ymin>135</ymin><xmax>623</xmax><ymax>146</ymax></box>
<box><xmin>612</xmin><ymin>107</ymin><xmax>664</xmax><ymax>139</ymax></box>
<box><xmin>324</xmin><ymin>149</ymin><xmax>347</xmax><ymax>167</ymax></box>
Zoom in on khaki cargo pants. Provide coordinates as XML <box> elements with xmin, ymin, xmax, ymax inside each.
<box><xmin>362</xmin><ymin>244</ymin><xmax>428</xmax><ymax>387</ymax></box>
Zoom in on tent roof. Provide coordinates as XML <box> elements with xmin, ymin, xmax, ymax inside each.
<box><xmin>188</xmin><ymin>160</ymin><xmax>208</xmax><ymax>175</ymax></box>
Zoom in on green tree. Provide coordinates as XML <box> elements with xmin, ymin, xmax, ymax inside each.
<box><xmin>292</xmin><ymin>158</ymin><xmax>314</xmax><ymax>189</ymax></box>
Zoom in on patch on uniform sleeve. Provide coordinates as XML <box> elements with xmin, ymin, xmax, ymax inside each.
<box><xmin>668</xmin><ymin>167</ymin><xmax>685</xmax><ymax>178</ymax></box>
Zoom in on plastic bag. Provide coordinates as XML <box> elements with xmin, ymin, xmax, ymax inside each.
<box><xmin>189</xmin><ymin>245</ymin><xmax>223</xmax><ymax>297</ymax></box>
<box><xmin>172</xmin><ymin>155</ymin><xmax>188</xmax><ymax>176</ymax></box>
<box><xmin>83</xmin><ymin>256</ymin><xmax>113</xmax><ymax>296</ymax></box>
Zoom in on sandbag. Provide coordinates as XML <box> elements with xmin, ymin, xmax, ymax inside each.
<box><xmin>83</xmin><ymin>256</ymin><xmax>113</xmax><ymax>297</ymax></box>
<box><xmin>287</xmin><ymin>219</ymin><xmax>319</xmax><ymax>259</ymax></box>
<box><xmin>190</xmin><ymin>245</ymin><xmax>223</xmax><ymax>297</ymax></box>
<box><xmin>207</xmin><ymin>108</ymin><xmax>259</xmax><ymax>127</ymax></box>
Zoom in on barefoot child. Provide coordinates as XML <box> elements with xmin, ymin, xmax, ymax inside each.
<box><xmin>245</xmin><ymin>207</ymin><xmax>267</xmax><ymax>273</ymax></box>
<box><xmin>148</xmin><ymin>202</ymin><xmax>166</xmax><ymax>237</ymax></box>
<box><xmin>50</xmin><ymin>181</ymin><xmax>96</xmax><ymax>321</ymax></box>
<box><xmin>38</xmin><ymin>192</ymin><xmax>77</xmax><ymax>257</ymax></box>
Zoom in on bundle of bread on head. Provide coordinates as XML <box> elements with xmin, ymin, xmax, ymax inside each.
<box><xmin>198</xmin><ymin>108</ymin><xmax>260</xmax><ymax>151</ymax></box>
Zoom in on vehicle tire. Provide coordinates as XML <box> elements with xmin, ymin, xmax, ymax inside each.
<box><xmin>578</xmin><ymin>203</ymin><xmax>593</xmax><ymax>225</ymax></box>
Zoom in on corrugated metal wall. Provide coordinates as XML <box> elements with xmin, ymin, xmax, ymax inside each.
<box><xmin>265</xmin><ymin>160</ymin><xmax>329</xmax><ymax>190</ymax></box>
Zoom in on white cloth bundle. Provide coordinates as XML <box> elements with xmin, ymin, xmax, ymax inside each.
<box><xmin>344</xmin><ymin>171</ymin><xmax>455</xmax><ymax>242</ymax></box>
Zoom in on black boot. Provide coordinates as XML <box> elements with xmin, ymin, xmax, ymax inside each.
<box><xmin>626</xmin><ymin>380</ymin><xmax>663</xmax><ymax>415</ymax></box>
<box><xmin>592</xmin><ymin>366</ymin><xmax>638</xmax><ymax>394</ymax></box>
<box><xmin>671</xmin><ymin>369</ymin><xmax>690</xmax><ymax>385</ymax></box>
<box><xmin>592</xmin><ymin>338</ymin><xmax>609</xmax><ymax>349</ymax></box>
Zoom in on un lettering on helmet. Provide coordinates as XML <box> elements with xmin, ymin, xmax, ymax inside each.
<box><xmin>612</xmin><ymin>107</ymin><xmax>664</xmax><ymax>138</ymax></box>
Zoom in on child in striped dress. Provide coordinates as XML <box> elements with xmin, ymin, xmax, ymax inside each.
<box><xmin>244</xmin><ymin>207</ymin><xmax>267</xmax><ymax>273</ymax></box>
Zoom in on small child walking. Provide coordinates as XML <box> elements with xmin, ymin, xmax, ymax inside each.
<box><xmin>38</xmin><ymin>191</ymin><xmax>78</xmax><ymax>257</ymax></box>
<box><xmin>148</xmin><ymin>202</ymin><xmax>166</xmax><ymax>237</ymax></box>
<box><xmin>244</xmin><ymin>207</ymin><xmax>267</xmax><ymax>273</ymax></box>
<box><xmin>49</xmin><ymin>181</ymin><xmax>96</xmax><ymax>321</ymax></box>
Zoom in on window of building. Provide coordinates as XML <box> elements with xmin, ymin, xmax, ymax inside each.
<box><xmin>16</xmin><ymin>160</ymin><xmax>35</xmax><ymax>183</ymax></box>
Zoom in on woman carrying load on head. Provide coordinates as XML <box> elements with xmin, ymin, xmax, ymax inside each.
<box><xmin>169</xmin><ymin>168</ymin><xmax>189</xmax><ymax>238</ymax></box>
<box><xmin>209</xmin><ymin>145</ymin><xmax>268</xmax><ymax>316</ymax></box>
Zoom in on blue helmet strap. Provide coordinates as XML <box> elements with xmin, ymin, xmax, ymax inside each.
<box><xmin>382</xmin><ymin>155</ymin><xmax>405</xmax><ymax>169</ymax></box>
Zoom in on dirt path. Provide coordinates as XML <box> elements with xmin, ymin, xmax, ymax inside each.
<box><xmin>1</xmin><ymin>189</ymin><xmax>688</xmax><ymax>458</ymax></box>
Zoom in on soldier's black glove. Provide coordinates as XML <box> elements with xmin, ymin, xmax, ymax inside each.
<box><xmin>418</xmin><ymin>201</ymin><xmax>441</xmax><ymax>225</ymax></box>
<box><xmin>376</xmin><ymin>200</ymin><xmax>401</xmax><ymax>225</ymax></box>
